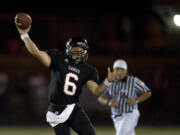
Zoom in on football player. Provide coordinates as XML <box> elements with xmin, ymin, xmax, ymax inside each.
<box><xmin>15</xmin><ymin>24</ymin><xmax>115</xmax><ymax>135</ymax></box>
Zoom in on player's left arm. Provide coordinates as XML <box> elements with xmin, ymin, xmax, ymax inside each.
<box><xmin>86</xmin><ymin>80</ymin><xmax>107</xmax><ymax>96</ymax></box>
<box><xmin>86</xmin><ymin>67</ymin><xmax>117</xmax><ymax>96</ymax></box>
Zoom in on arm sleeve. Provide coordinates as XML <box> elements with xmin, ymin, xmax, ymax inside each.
<box><xmin>89</xmin><ymin>68</ymin><xmax>99</xmax><ymax>83</ymax></box>
<box><xmin>134</xmin><ymin>77</ymin><xmax>151</xmax><ymax>94</ymax></box>
<box><xmin>45</xmin><ymin>48</ymin><xmax>64</xmax><ymax>70</ymax></box>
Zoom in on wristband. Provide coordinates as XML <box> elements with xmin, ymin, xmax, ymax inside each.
<box><xmin>103</xmin><ymin>78</ymin><xmax>112</xmax><ymax>86</ymax></box>
<box><xmin>20</xmin><ymin>33</ymin><xmax>29</xmax><ymax>40</ymax></box>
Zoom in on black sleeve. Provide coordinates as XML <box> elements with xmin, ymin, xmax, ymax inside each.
<box><xmin>45</xmin><ymin>48</ymin><xmax>64</xmax><ymax>70</ymax></box>
<box><xmin>89</xmin><ymin>68</ymin><xmax>99</xmax><ymax>83</ymax></box>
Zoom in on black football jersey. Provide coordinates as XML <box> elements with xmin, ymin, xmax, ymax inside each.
<box><xmin>46</xmin><ymin>48</ymin><xmax>99</xmax><ymax>105</ymax></box>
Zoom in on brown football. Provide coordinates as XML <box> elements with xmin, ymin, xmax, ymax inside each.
<box><xmin>15</xmin><ymin>12</ymin><xmax>32</xmax><ymax>29</ymax></box>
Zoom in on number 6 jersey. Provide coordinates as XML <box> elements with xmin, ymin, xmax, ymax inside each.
<box><xmin>46</xmin><ymin>48</ymin><xmax>99</xmax><ymax>105</ymax></box>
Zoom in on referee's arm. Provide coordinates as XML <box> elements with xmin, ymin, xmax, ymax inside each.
<box><xmin>98</xmin><ymin>96</ymin><xmax>118</xmax><ymax>107</ymax></box>
<box><xmin>135</xmin><ymin>92</ymin><xmax>151</xmax><ymax>104</ymax></box>
<box><xmin>134</xmin><ymin>77</ymin><xmax>152</xmax><ymax>104</ymax></box>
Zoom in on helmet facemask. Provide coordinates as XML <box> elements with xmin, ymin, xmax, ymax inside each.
<box><xmin>65</xmin><ymin>37</ymin><xmax>89</xmax><ymax>64</ymax></box>
<box><xmin>71</xmin><ymin>49</ymin><xmax>88</xmax><ymax>64</ymax></box>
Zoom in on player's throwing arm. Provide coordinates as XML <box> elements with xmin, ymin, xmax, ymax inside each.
<box><xmin>15</xmin><ymin>12</ymin><xmax>51</xmax><ymax>67</ymax></box>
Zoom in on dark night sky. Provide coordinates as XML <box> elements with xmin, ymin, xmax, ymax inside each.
<box><xmin>0</xmin><ymin>1</ymin><xmax>151</xmax><ymax>16</ymax></box>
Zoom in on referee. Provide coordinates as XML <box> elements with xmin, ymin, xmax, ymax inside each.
<box><xmin>98</xmin><ymin>59</ymin><xmax>151</xmax><ymax>135</ymax></box>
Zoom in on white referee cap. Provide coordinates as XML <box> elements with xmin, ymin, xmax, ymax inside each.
<box><xmin>113</xmin><ymin>59</ymin><xmax>127</xmax><ymax>70</ymax></box>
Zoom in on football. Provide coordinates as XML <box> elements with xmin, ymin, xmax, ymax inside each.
<box><xmin>15</xmin><ymin>12</ymin><xmax>32</xmax><ymax>29</ymax></box>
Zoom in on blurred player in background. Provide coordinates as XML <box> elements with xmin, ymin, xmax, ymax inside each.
<box><xmin>98</xmin><ymin>59</ymin><xmax>151</xmax><ymax>135</ymax></box>
<box><xmin>15</xmin><ymin>24</ymin><xmax>117</xmax><ymax>134</ymax></box>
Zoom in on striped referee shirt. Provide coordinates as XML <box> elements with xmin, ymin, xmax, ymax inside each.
<box><xmin>103</xmin><ymin>75</ymin><xmax>150</xmax><ymax>115</ymax></box>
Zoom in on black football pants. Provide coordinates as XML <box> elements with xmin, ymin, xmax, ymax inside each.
<box><xmin>53</xmin><ymin>104</ymin><xmax>96</xmax><ymax>135</ymax></box>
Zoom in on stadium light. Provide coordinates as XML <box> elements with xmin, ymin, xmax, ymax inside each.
<box><xmin>173</xmin><ymin>14</ymin><xmax>180</xmax><ymax>27</ymax></box>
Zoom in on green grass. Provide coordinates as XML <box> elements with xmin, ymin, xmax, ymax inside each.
<box><xmin>0</xmin><ymin>125</ymin><xmax>180</xmax><ymax>135</ymax></box>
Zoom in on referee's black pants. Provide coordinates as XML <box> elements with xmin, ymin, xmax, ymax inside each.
<box><xmin>53</xmin><ymin>104</ymin><xmax>96</xmax><ymax>135</ymax></box>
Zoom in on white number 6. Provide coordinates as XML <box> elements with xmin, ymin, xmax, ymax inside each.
<box><xmin>63</xmin><ymin>73</ymin><xmax>78</xmax><ymax>96</ymax></box>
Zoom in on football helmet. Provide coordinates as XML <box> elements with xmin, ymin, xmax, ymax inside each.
<box><xmin>66</xmin><ymin>37</ymin><xmax>89</xmax><ymax>64</ymax></box>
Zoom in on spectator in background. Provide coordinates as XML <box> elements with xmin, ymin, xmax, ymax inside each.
<box><xmin>143</xmin><ymin>15</ymin><xmax>179</xmax><ymax>56</ymax></box>
<box><xmin>6</xmin><ymin>38</ymin><xmax>28</xmax><ymax>56</ymax></box>
<box><xmin>28</xmin><ymin>73</ymin><xmax>48</xmax><ymax>117</ymax></box>
<box><xmin>6</xmin><ymin>38</ymin><xmax>21</xmax><ymax>55</ymax></box>
<box><xmin>101</xmin><ymin>17</ymin><xmax>132</xmax><ymax>56</ymax></box>
<box><xmin>150</xmin><ymin>68</ymin><xmax>169</xmax><ymax>120</ymax></box>
<box><xmin>8</xmin><ymin>70</ymin><xmax>29</xmax><ymax>119</ymax></box>
<box><xmin>0</xmin><ymin>72</ymin><xmax>8</xmax><ymax>113</ymax></box>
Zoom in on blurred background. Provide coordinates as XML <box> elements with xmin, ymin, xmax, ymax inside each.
<box><xmin>0</xmin><ymin>0</ymin><xmax>180</xmax><ymax>134</ymax></box>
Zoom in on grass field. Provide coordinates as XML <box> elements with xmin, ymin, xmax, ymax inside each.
<box><xmin>0</xmin><ymin>125</ymin><xmax>180</xmax><ymax>135</ymax></box>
